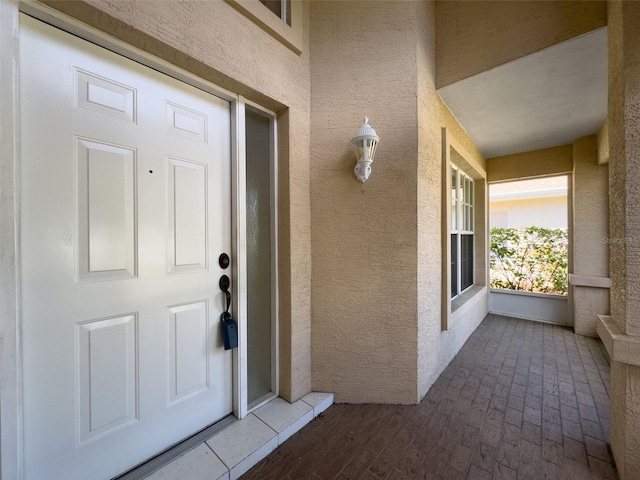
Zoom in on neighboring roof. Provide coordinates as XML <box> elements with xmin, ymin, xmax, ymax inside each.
<box><xmin>490</xmin><ymin>176</ymin><xmax>567</xmax><ymax>200</ymax></box>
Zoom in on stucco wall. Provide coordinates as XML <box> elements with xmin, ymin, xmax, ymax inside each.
<box><xmin>309</xmin><ymin>0</ymin><xmax>420</xmax><ymax>404</ymax></box>
<box><xmin>608</xmin><ymin>0</ymin><xmax>640</xmax><ymax>338</ymax></box>
<box><xmin>487</xmin><ymin>144</ymin><xmax>573</xmax><ymax>183</ymax></box>
<box><xmin>608</xmin><ymin>0</ymin><xmax>626</xmax><ymax>336</ymax></box>
<box><xmin>572</xmin><ymin>135</ymin><xmax>609</xmax><ymax>337</ymax></box>
<box><xmin>573</xmin><ymin>136</ymin><xmax>608</xmax><ymax>278</ymax></box>
<box><xmin>310</xmin><ymin>0</ymin><xmax>488</xmax><ymax>404</ymax></box>
<box><xmin>417</xmin><ymin>101</ymin><xmax>489</xmax><ymax>400</ymax></box>
<box><xmin>435</xmin><ymin>0</ymin><xmax>607</xmax><ymax>88</ymax></box>
<box><xmin>597</xmin><ymin>117</ymin><xmax>610</xmax><ymax>164</ymax></box>
<box><xmin>41</xmin><ymin>0</ymin><xmax>313</xmax><ymax>402</ymax></box>
<box><xmin>607</xmin><ymin>1</ymin><xmax>640</xmax><ymax>478</ymax></box>
<box><xmin>417</xmin><ymin>0</ymin><xmax>442</xmax><ymax>403</ymax></box>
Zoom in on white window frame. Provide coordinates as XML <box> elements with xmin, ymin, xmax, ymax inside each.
<box><xmin>238</xmin><ymin>100</ymin><xmax>280</xmax><ymax>414</ymax></box>
<box><xmin>441</xmin><ymin>127</ymin><xmax>488</xmax><ymax>331</ymax></box>
<box><xmin>451</xmin><ymin>165</ymin><xmax>475</xmax><ymax>299</ymax></box>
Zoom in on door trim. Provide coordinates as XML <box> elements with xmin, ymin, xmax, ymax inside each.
<box><xmin>0</xmin><ymin>2</ymin><xmax>23</xmax><ymax>478</ymax></box>
<box><xmin>1</xmin><ymin>1</ymin><xmax>280</xmax><ymax>477</ymax></box>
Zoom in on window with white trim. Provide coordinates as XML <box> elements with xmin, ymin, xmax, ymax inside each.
<box><xmin>259</xmin><ymin>0</ymin><xmax>291</xmax><ymax>26</ymax></box>
<box><xmin>225</xmin><ymin>0</ymin><xmax>303</xmax><ymax>53</ymax></box>
<box><xmin>450</xmin><ymin>165</ymin><xmax>474</xmax><ymax>298</ymax></box>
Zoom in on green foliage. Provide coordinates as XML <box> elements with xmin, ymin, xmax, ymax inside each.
<box><xmin>490</xmin><ymin>227</ymin><xmax>568</xmax><ymax>295</ymax></box>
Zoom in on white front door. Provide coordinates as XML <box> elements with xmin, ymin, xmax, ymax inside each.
<box><xmin>20</xmin><ymin>15</ymin><xmax>233</xmax><ymax>480</ymax></box>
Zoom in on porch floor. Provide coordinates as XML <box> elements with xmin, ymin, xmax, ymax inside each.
<box><xmin>242</xmin><ymin>314</ymin><xmax>617</xmax><ymax>480</ymax></box>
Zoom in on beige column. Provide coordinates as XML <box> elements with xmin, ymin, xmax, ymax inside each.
<box><xmin>309</xmin><ymin>0</ymin><xmax>423</xmax><ymax>404</ymax></box>
<box><xmin>571</xmin><ymin>135</ymin><xmax>609</xmax><ymax>337</ymax></box>
<box><xmin>597</xmin><ymin>2</ymin><xmax>640</xmax><ymax>478</ymax></box>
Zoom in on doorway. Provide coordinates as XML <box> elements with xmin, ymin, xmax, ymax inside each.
<box><xmin>18</xmin><ymin>13</ymin><xmax>278</xmax><ymax>479</ymax></box>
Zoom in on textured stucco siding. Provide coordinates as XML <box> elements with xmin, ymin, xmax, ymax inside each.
<box><xmin>435</xmin><ymin>0</ymin><xmax>607</xmax><ymax>88</ymax></box>
<box><xmin>309</xmin><ymin>0</ymin><xmax>488</xmax><ymax>405</ymax></box>
<box><xmin>416</xmin><ymin>100</ymin><xmax>488</xmax><ymax>401</ymax></box>
<box><xmin>41</xmin><ymin>0</ymin><xmax>313</xmax><ymax>401</ymax></box>
<box><xmin>572</xmin><ymin>136</ymin><xmax>609</xmax><ymax>337</ymax></box>
<box><xmin>416</xmin><ymin>0</ymin><xmax>441</xmax><ymax>404</ymax></box>
<box><xmin>597</xmin><ymin>117</ymin><xmax>610</xmax><ymax>164</ymax></box>
<box><xmin>608</xmin><ymin>0</ymin><xmax>627</xmax><ymax>336</ymax></box>
<box><xmin>611</xmin><ymin>362</ymin><xmax>640</xmax><ymax>480</ymax></box>
<box><xmin>309</xmin><ymin>0</ymin><xmax>420</xmax><ymax>404</ymax></box>
<box><xmin>487</xmin><ymin>144</ymin><xmax>573</xmax><ymax>183</ymax></box>
<box><xmin>607</xmin><ymin>1</ymin><xmax>640</xmax><ymax>478</ymax></box>
<box><xmin>439</xmin><ymin>98</ymin><xmax>485</xmax><ymax>164</ymax></box>
<box><xmin>573</xmin><ymin>287</ymin><xmax>609</xmax><ymax>337</ymax></box>
<box><xmin>573</xmin><ymin>136</ymin><xmax>608</xmax><ymax>279</ymax></box>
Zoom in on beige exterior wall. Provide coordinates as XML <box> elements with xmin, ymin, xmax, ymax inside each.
<box><xmin>419</xmin><ymin>66</ymin><xmax>489</xmax><ymax>401</ymax></box>
<box><xmin>435</xmin><ymin>0</ymin><xmax>607</xmax><ymax>88</ymax></box>
<box><xmin>487</xmin><ymin>144</ymin><xmax>573</xmax><ymax>183</ymax></box>
<box><xmin>310</xmin><ymin>0</ymin><xmax>421</xmax><ymax>404</ymax></box>
<box><xmin>572</xmin><ymin>135</ymin><xmax>609</xmax><ymax>337</ymax></box>
<box><xmin>597</xmin><ymin>116</ymin><xmax>610</xmax><ymax>165</ymax></box>
<box><xmin>310</xmin><ymin>1</ymin><xmax>488</xmax><ymax>404</ymax></box>
<box><xmin>610</xmin><ymin>362</ymin><xmax>640</xmax><ymax>480</ymax></box>
<box><xmin>606</xmin><ymin>1</ymin><xmax>640</xmax><ymax>478</ymax></box>
<box><xmin>417</xmin><ymin>1</ymin><xmax>442</xmax><ymax>402</ymax></box>
<box><xmin>40</xmin><ymin>0</ymin><xmax>313</xmax><ymax>402</ymax></box>
<box><xmin>490</xmin><ymin>195</ymin><xmax>568</xmax><ymax>229</ymax></box>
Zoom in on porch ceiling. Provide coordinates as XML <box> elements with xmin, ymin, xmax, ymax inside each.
<box><xmin>437</xmin><ymin>27</ymin><xmax>608</xmax><ymax>159</ymax></box>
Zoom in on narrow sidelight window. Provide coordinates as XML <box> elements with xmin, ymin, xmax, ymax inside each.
<box><xmin>245</xmin><ymin>107</ymin><xmax>277</xmax><ymax>408</ymax></box>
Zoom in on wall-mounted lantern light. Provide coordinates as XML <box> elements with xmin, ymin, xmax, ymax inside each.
<box><xmin>351</xmin><ymin>117</ymin><xmax>379</xmax><ymax>183</ymax></box>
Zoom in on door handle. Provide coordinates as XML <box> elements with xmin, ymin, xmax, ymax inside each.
<box><xmin>219</xmin><ymin>274</ymin><xmax>237</xmax><ymax>350</ymax></box>
<box><xmin>219</xmin><ymin>274</ymin><xmax>231</xmax><ymax>314</ymax></box>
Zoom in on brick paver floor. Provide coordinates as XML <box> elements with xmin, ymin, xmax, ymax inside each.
<box><xmin>242</xmin><ymin>314</ymin><xmax>617</xmax><ymax>479</ymax></box>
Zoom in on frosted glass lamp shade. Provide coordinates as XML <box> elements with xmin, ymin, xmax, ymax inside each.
<box><xmin>351</xmin><ymin>117</ymin><xmax>379</xmax><ymax>183</ymax></box>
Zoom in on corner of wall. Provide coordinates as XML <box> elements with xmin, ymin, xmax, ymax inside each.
<box><xmin>415</xmin><ymin>94</ymin><xmax>488</xmax><ymax>400</ymax></box>
<box><xmin>597</xmin><ymin>116</ymin><xmax>610</xmax><ymax>165</ymax></box>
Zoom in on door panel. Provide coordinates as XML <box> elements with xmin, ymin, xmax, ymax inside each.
<box><xmin>76</xmin><ymin>314</ymin><xmax>138</xmax><ymax>445</ymax></box>
<box><xmin>167</xmin><ymin>158</ymin><xmax>208</xmax><ymax>273</ymax></box>
<box><xmin>20</xmin><ymin>15</ymin><xmax>233</xmax><ymax>480</ymax></box>
<box><xmin>77</xmin><ymin>138</ymin><xmax>137</xmax><ymax>280</ymax></box>
<box><xmin>168</xmin><ymin>301</ymin><xmax>209</xmax><ymax>404</ymax></box>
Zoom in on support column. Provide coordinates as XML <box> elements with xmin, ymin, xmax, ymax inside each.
<box><xmin>597</xmin><ymin>2</ymin><xmax>640</xmax><ymax>478</ymax></box>
<box><xmin>571</xmin><ymin>135</ymin><xmax>609</xmax><ymax>337</ymax></box>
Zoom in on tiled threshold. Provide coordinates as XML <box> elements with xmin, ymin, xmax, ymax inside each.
<box><xmin>144</xmin><ymin>392</ymin><xmax>334</xmax><ymax>480</ymax></box>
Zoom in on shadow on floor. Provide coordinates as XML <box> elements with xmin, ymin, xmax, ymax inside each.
<box><xmin>242</xmin><ymin>314</ymin><xmax>618</xmax><ymax>480</ymax></box>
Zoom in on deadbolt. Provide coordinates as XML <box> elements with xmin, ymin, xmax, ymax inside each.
<box><xmin>219</xmin><ymin>253</ymin><xmax>230</xmax><ymax>269</ymax></box>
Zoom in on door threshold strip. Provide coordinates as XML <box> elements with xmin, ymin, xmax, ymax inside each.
<box><xmin>113</xmin><ymin>415</ymin><xmax>237</xmax><ymax>480</ymax></box>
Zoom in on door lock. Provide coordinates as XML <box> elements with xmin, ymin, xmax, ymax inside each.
<box><xmin>219</xmin><ymin>253</ymin><xmax>230</xmax><ymax>269</ymax></box>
